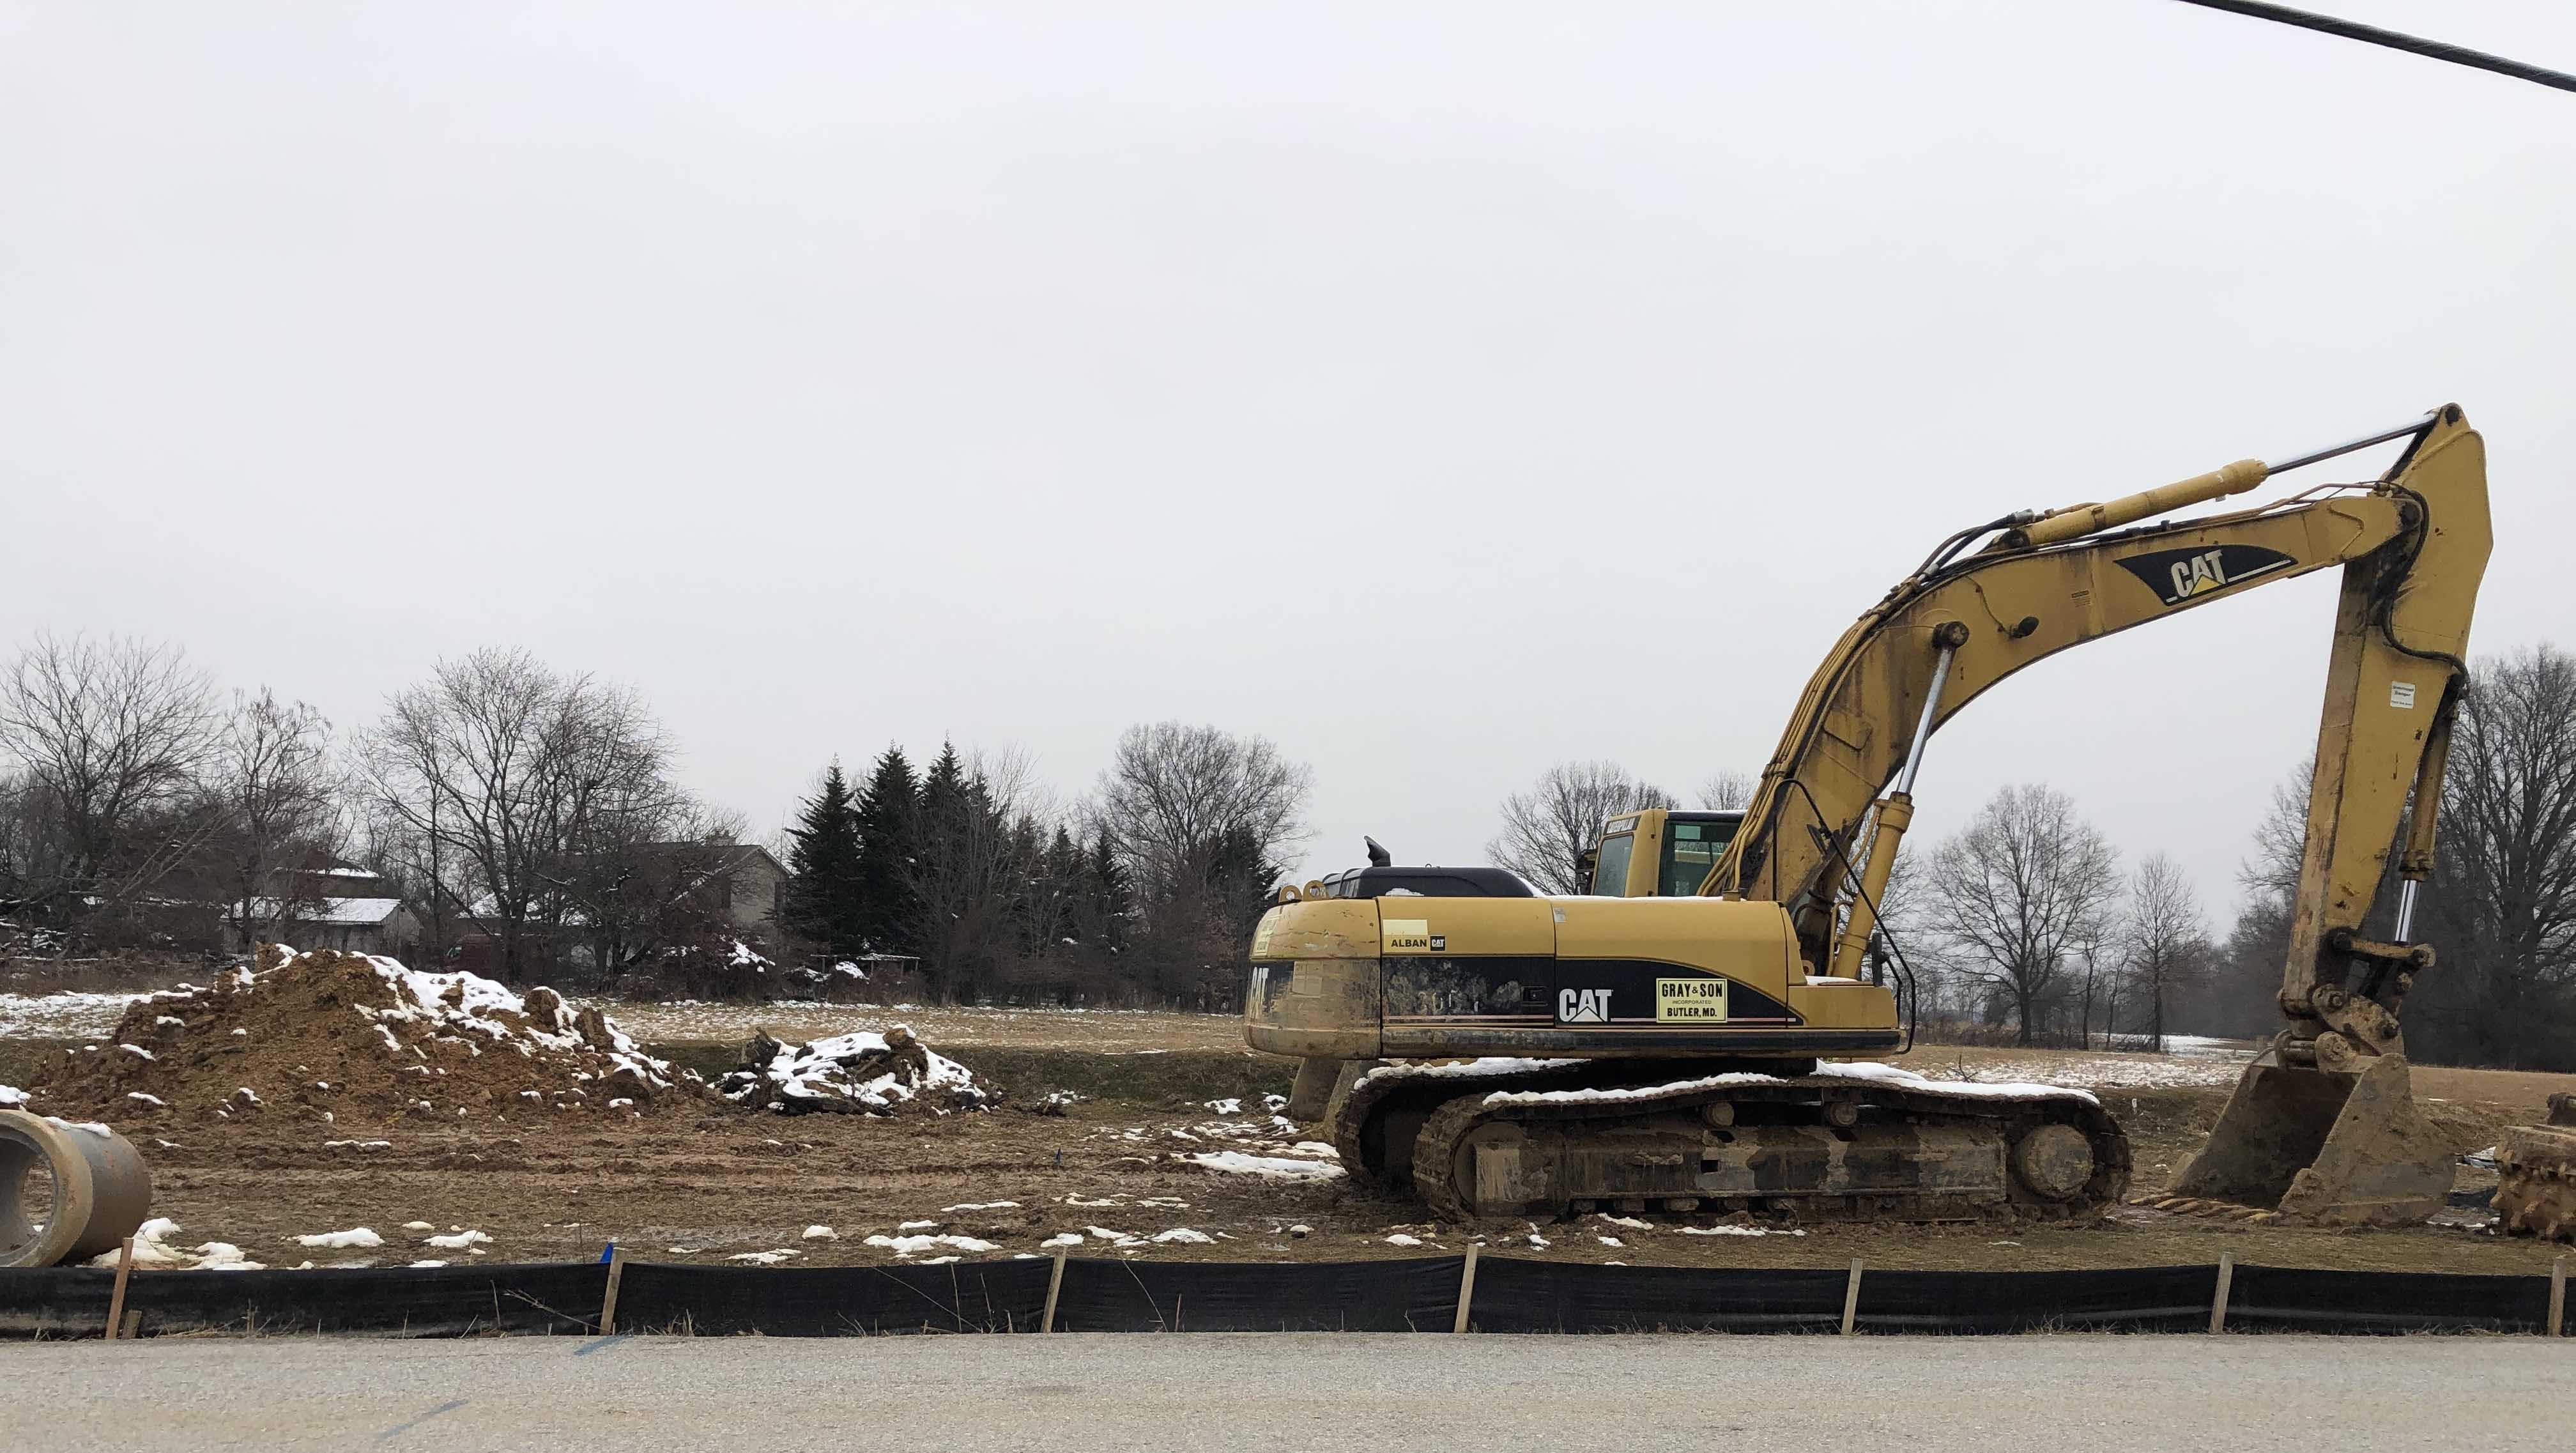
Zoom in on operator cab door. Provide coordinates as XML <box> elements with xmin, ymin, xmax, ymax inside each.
<box><xmin>1587</xmin><ymin>810</ymin><xmax>1744</xmax><ymax>897</ymax></box>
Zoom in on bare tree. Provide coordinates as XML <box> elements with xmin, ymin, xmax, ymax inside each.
<box><xmin>2239</xmin><ymin>755</ymin><xmax>2313</xmax><ymax>903</ymax></box>
<box><xmin>1487</xmin><ymin>761</ymin><xmax>1677</xmax><ymax>895</ymax></box>
<box><xmin>205</xmin><ymin>689</ymin><xmax>346</xmax><ymax>948</ymax></box>
<box><xmin>1094</xmin><ymin>723</ymin><xmax>1310</xmax><ymax>911</ymax></box>
<box><xmin>2412</xmin><ymin>644</ymin><xmax>2576</xmax><ymax>1069</ymax></box>
<box><xmin>2122</xmin><ymin>852</ymin><xmax>2207</xmax><ymax>1052</ymax></box>
<box><xmin>1698</xmin><ymin>771</ymin><xmax>1756</xmax><ymax>812</ymax></box>
<box><xmin>355</xmin><ymin>648</ymin><xmax>685</xmax><ymax>981</ymax></box>
<box><xmin>0</xmin><ymin>633</ymin><xmax>222</xmax><ymax>925</ymax></box>
<box><xmin>1924</xmin><ymin>783</ymin><xmax>2123</xmax><ymax>1045</ymax></box>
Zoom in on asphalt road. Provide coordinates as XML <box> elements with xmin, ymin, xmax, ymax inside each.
<box><xmin>3</xmin><ymin>1332</ymin><xmax>2568</xmax><ymax>1452</ymax></box>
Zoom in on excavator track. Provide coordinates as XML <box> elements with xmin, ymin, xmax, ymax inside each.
<box><xmin>1329</xmin><ymin>1059</ymin><xmax>1599</xmax><ymax>1190</ymax></box>
<box><xmin>1333</xmin><ymin>1059</ymin><xmax>2128</xmax><ymax>1224</ymax></box>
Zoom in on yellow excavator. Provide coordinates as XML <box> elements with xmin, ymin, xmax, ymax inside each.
<box><xmin>1248</xmin><ymin>404</ymin><xmax>2511</xmax><ymax>1227</ymax></box>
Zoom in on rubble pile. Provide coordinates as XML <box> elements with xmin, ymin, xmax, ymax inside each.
<box><xmin>27</xmin><ymin>946</ymin><xmax>696</xmax><ymax>1125</ymax></box>
<box><xmin>719</xmin><ymin>1025</ymin><xmax>990</xmax><ymax>1116</ymax></box>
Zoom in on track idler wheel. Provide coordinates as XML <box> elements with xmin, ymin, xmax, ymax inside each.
<box><xmin>2009</xmin><ymin>1123</ymin><xmax>2096</xmax><ymax>1202</ymax></box>
<box><xmin>1</xmin><ymin>1110</ymin><xmax>155</xmax><ymax>1269</ymax></box>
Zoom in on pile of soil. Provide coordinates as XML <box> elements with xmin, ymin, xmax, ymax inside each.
<box><xmin>719</xmin><ymin>1026</ymin><xmax>992</xmax><ymax>1116</ymax></box>
<box><xmin>27</xmin><ymin>946</ymin><xmax>700</xmax><ymax>1127</ymax></box>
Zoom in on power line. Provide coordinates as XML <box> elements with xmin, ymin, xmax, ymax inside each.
<box><xmin>2169</xmin><ymin>0</ymin><xmax>2576</xmax><ymax>94</ymax></box>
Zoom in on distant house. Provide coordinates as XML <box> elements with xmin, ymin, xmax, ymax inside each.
<box><xmin>631</xmin><ymin>840</ymin><xmax>789</xmax><ymax>938</ymax></box>
<box><xmin>273</xmin><ymin>896</ymin><xmax>425</xmax><ymax>958</ymax></box>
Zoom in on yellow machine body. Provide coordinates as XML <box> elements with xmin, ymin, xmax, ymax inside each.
<box><xmin>1244</xmin><ymin>893</ymin><xmax>1896</xmax><ymax>1063</ymax></box>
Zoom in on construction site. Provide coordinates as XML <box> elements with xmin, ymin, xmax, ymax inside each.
<box><xmin>9</xmin><ymin>3</ymin><xmax>2576</xmax><ymax>1450</ymax></box>
<box><xmin>3</xmin><ymin>941</ymin><xmax>2570</xmax><ymax>1288</ymax></box>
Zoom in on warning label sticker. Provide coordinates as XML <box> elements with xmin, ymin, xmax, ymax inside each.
<box><xmin>1655</xmin><ymin>977</ymin><xmax>1729</xmax><ymax>1023</ymax></box>
<box><xmin>1383</xmin><ymin>918</ymin><xmax>1432</xmax><ymax>953</ymax></box>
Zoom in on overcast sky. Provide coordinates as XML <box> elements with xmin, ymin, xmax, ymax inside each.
<box><xmin>5</xmin><ymin>1</ymin><xmax>2570</xmax><ymax>920</ymax></box>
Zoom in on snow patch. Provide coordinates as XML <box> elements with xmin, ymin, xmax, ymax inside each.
<box><xmin>863</xmin><ymin>1233</ymin><xmax>997</xmax><ymax>1256</ymax></box>
<box><xmin>295</xmin><ymin>1227</ymin><xmax>384</xmax><ymax>1250</ymax></box>
<box><xmin>1180</xmin><ymin>1151</ymin><xmax>1347</xmax><ymax>1182</ymax></box>
<box><xmin>1482</xmin><ymin>1060</ymin><xmax>2099</xmax><ymax>1109</ymax></box>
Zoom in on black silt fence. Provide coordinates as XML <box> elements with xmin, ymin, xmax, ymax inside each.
<box><xmin>1467</xmin><ymin>1260</ymin><xmax>1850</xmax><ymax>1334</ymax></box>
<box><xmin>2227</xmin><ymin>1265</ymin><xmax>2557</xmax><ymax>1335</ymax></box>
<box><xmin>614</xmin><ymin>1260</ymin><xmax>1053</xmax><ymax>1336</ymax></box>
<box><xmin>0</xmin><ymin>1263</ymin><xmax>607</xmax><ymax>1339</ymax></box>
<box><xmin>1054</xmin><ymin>1256</ymin><xmax>1466</xmax><ymax>1332</ymax></box>
<box><xmin>1853</xmin><ymin>1265</ymin><xmax>2220</xmax><ymax>1334</ymax></box>
<box><xmin>0</xmin><ymin>1257</ymin><xmax>2562</xmax><ymax>1339</ymax></box>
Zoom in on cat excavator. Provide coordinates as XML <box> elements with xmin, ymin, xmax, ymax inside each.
<box><xmin>1247</xmin><ymin>404</ymin><xmax>2527</xmax><ymax>1227</ymax></box>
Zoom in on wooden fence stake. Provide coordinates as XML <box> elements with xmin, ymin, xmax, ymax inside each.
<box><xmin>2209</xmin><ymin>1253</ymin><xmax>2234</xmax><ymax>1334</ymax></box>
<box><xmin>1043</xmin><ymin>1250</ymin><xmax>1066</xmax><ymax>1333</ymax></box>
<box><xmin>2549</xmin><ymin>1256</ymin><xmax>2566</xmax><ymax>1339</ymax></box>
<box><xmin>1452</xmin><ymin>1244</ymin><xmax>1480</xmax><ymax>1334</ymax></box>
<box><xmin>103</xmin><ymin>1238</ymin><xmax>135</xmax><ymax>1341</ymax></box>
<box><xmin>598</xmin><ymin>1247</ymin><xmax>627</xmax><ymax>1336</ymax></box>
<box><xmin>1841</xmin><ymin>1258</ymin><xmax>1864</xmax><ymax>1336</ymax></box>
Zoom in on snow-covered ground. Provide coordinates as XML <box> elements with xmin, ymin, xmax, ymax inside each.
<box><xmin>599</xmin><ymin>1000</ymin><xmax>1238</xmax><ymax>1052</ymax></box>
<box><xmin>3</xmin><ymin>985</ymin><xmax>2257</xmax><ymax>1090</ymax></box>
<box><xmin>1920</xmin><ymin>1050</ymin><xmax>2250</xmax><ymax>1090</ymax></box>
<box><xmin>0</xmin><ymin>991</ymin><xmax>152</xmax><ymax>1039</ymax></box>
<box><xmin>0</xmin><ymin>988</ymin><xmax>1234</xmax><ymax>1052</ymax></box>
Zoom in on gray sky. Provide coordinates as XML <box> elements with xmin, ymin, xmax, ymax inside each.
<box><xmin>6</xmin><ymin>1</ymin><xmax>2571</xmax><ymax>919</ymax></box>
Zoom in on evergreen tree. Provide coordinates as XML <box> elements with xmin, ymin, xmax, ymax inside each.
<box><xmin>1085</xmin><ymin>824</ymin><xmax>1133</xmax><ymax>957</ymax></box>
<box><xmin>852</xmin><ymin>745</ymin><xmax>919</xmax><ymax>953</ymax></box>
<box><xmin>783</xmin><ymin>760</ymin><xmax>868</xmax><ymax>954</ymax></box>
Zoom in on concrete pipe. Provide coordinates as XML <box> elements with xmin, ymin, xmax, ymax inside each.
<box><xmin>0</xmin><ymin>1110</ymin><xmax>154</xmax><ymax>1269</ymax></box>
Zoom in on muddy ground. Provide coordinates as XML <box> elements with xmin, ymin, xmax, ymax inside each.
<box><xmin>11</xmin><ymin>1015</ymin><xmax>2570</xmax><ymax>1277</ymax></box>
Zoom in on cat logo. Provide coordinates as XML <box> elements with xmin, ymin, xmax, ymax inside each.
<box><xmin>2112</xmin><ymin>544</ymin><xmax>2296</xmax><ymax>608</ymax></box>
<box><xmin>1558</xmin><ymin>987</ymin><xmax>1612</xmax><ymax>1024</ymax></box>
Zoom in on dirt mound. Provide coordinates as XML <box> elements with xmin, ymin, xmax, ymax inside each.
<box><xmin>719</xmin><ymin>1025</ymin><xmax>992</xmax><ymax>1115</ymax></box>
<box><xmin>26</xmin><ymin>946</ymin><xmax>700</xmax><ymax>1128</ymax></box>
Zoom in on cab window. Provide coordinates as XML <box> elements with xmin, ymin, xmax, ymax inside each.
<box><xmin>1659</xmin><ymin>820</ymin><xmax>1736</xmax><ymax>897</ymax></box>
<box><xmin>1590</xmin><ymin>831</ymin><xmax>1635</xmax><ymax>895</ymax></box>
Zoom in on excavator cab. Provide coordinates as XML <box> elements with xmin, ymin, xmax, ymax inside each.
<box><xmin>1583</xmin><ymin>809</ymin><xmax>1745</xmax><ymax>898</ymax></box>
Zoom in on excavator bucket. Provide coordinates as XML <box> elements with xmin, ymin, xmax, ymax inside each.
<box><xmin>2166</xmin><ymin>1043</ymin><xmax>2453</xmax><ymax>1226</ymax></box>
<box><xmin>2492</xmin><ymin>1094</ymin><xmax>2576</xmax><ymax>1242</ymax></box>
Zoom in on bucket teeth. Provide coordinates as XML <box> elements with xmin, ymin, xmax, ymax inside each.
<box><xmin>2494</xmin><ymin>1124</ymin><xmax>2576</xmax><ymax>1243</ymax></box>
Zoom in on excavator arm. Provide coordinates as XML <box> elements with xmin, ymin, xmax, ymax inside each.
<box><xmin>1711</xmin><ymin>409</ymin><xmax>2486</xmax><ymax>1001</ymax></box>
<box><xmin>1703</xmin><ymin>404</ymin><xmax>2490</xmax><ymax>1223</ymax></box>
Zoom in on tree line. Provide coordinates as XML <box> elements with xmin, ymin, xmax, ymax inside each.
<box><xmin>779</xmin><ymin>722</ymin><xmax>1308</xmax><ymax>1009</ymax></box>
<box><xmin>0</xmin><ymin>632</ymin><xmax>1312</xmax><ymax>1008</ymax></box>
<box><xmin>0</xmin><ymin>637</ymin><xmax>762</xmax><ymax>990</ymax></box>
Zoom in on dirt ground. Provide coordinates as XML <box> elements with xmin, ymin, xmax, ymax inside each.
<box><xmin>11</xmin><ymin>996</ymin><xmax>2573</xmax><ymax>1276</ymax></box>
<box><xmin>68</xmin><ymin>1043</ymin><xmax>2573</xmax><ymax>1279</ymax></box>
